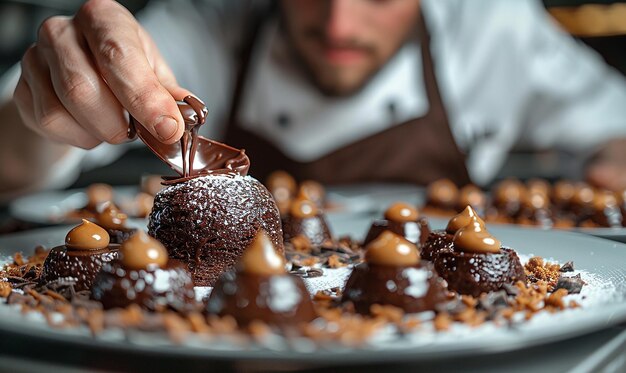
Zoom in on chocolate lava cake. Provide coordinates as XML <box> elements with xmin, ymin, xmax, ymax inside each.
<box><xmin>148</xmin><ymin>175</ymin><xmax>283</xmax><ymax>286</ymax></box>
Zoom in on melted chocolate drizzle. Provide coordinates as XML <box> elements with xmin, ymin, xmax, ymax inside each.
<box><xmin>128</xmin><ymin>95</ymin><xmax>249</xmax><ymax>185</ymax></box>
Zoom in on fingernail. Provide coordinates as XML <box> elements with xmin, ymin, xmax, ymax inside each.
<box><xmin>154</xmin><ymin>116</ymin><xmax>178</xmax><ymax>141</ymax></box>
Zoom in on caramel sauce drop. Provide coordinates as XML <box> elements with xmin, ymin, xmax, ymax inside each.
<box><xmin>120</xmin><ymin>231</ymin><xmax>168</xmax><ymax>270</ymax></box>
<box><xmin>384</xmin><ymin>202</ymin><xmax>419</xmax><ymax>223</ymax></box>
<box><xmin>453</xmin><ymin>217</ymin><xmax>501</xmax><ymax>254</ymax></box>
<box><xmin>446</xmin><ymin>205</ymin><xmax>485</xmax><ymax>235</ymax></box>
<box><xmin>365</xmin><ymin>230</ymin><xmax>420</xmax><ymax>267</ymax></box>
<box><xmin>65</xmin><ymin>219</ymin><xmax>110</xmax><ymax>250</ymax></box>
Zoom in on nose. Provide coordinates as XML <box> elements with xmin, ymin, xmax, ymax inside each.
<box><xmin>325</xmin><ymin>0</ymin><xmax>360</xmax><ymax>42</ymax></box>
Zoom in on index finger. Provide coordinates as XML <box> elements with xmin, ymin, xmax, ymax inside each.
<box><xmin>75</xmin><ymin>0</ymin><xmax>184</xmax><ymax>144</ymax></box>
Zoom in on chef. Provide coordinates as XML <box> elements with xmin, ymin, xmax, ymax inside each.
<box><xmin>1</xmin><ymin>0</ymin><xmax>626</xmax><ymax>195</ymax></box>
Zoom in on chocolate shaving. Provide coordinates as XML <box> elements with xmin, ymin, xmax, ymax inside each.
<box><xmin>559</xmin><ymin>261</ymin><xmax>575</xmax><ymax>272</ymax></box>
<box><xmin>554</xmin><ymin>274</ymin><xmax>585</xmax><ymax>294</ymax></box>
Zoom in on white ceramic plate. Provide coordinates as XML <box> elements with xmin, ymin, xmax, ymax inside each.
<box><xmin>9</xmin><ymin>186</ymin><xmax>140</xmax><ymax>224</ymax></box>
<box><xmin>0</xmin><ymin>214</ymin><xmax>625</xmax><ymax>366</ymax></box>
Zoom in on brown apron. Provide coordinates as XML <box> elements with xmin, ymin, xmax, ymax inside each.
<box><xmin>224</xmin><ymin>13</ymin><xmax>470</xmax><ymax>186</ymax></box>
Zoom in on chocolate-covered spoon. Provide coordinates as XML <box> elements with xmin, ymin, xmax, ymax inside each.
<box><xmin>128</xmin><ymin>95</ymin><xmax>250</xmax><ymax>184</ymax></box>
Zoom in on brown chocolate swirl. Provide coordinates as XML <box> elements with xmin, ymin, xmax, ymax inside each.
<box><xmin>128</xmin><ymin>95</ymin><xmax>250</xmax><ymax>185</ymax></box>
<box><xmin>65</xmin><ymin>219</ymin><xmax>110</xmax><ymax>251</ymax></box>
<box><xmin>365</xmin><ymin>230</ymin><xmax>420</xmax><ymax>266</ymax></box>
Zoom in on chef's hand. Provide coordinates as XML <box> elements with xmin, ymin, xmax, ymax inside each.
<box><xmin>14</xmin><ymin>0</ymin><xmax>190</xmax><ymax>149</ymax></box>
<box><xmin>586</xmin><ymin>138</ymin><xmax>626</xmax><ymax>192</ymax></box>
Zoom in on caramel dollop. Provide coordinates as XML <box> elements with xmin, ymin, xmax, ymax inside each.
<box><xmin>522</xmin><ymin>191</ymin><xmax>550</xmax><ymax>211</ymax></box>
<box><xmin>527</xmin><ymin>179</ymin><xmax>551</xmax><ymax>196</ymax></box>
<box><xmin>427</xmin><ymin>179</ymin><xmax>459</xmax><ymax>207</ymax></box>
<box><xmin>593</xmin><ymin>190</ymin><xmax>619</xmax><ymax>211</ymax></box>
<box><xmin>85</xmin><ymin>183</ymin><xmax>113</xmax><ymax>211</ymax></box>
<box><xmin>453</xmin><ymin>218</ymin><xmax>501</xmax><ymax>254</ymax></box>
<box><xmin>365</xmin><ymin>231</ymin><xmax>420</xmax><ymax>267</ymax></box>
<box><xmin>134</xmin><ymin>192</ymin><xmax>154</xmax><ymax>218</ymax></box>
<box><xmin>494</xmin><ymin>179</ymin><xmax>526</xmax><ymax>205</ymax></box>
<box><xmin>266</xmin><ymin>170</ymin><xmax>297</xmax><ymax>196</ymax></box>
<box><xmin>553</xmin><ymin>180</ymin><xmax>576</xmax><ymax>205</ymax></box>
<box><xmin>290</xmin><ymin>198</ymin><xmax>319</xmax><ymax>219</ymax></box>
<box><xmin>65</xmin><ymin>219</ymin><xmax>110</xmax><ymax>250</ymax></box>
<box><xmin>120</xmin><ymin>231</ymin><xmax>168</xmax><ymax>270</ymax></box>
<box><xmin>572</xmin><ymin>183</ymin><xmax>595</xmax><ymax>207</ymax></box>
<box><xmin>457</xmin><ymin>184</ymin><xmax>486</xmax><ymax>210</ymax></box>
<box><xmin>96</xmin><ymin>202</ymin><xmax>128</xmax><ymax>230</ymax></box>
<box><xmin>446</xmin><ymin>205</ymin><xmax>485</xmax><ymax>235</ymax></box>
<box><xmin>383</xmin><ymin>202</ymin><xmax>419</xmax><ymax>223</ymax></box>
<box><xmin>237</xmin><ymin>231</ymin><xmax>286</xmax><ymax>276</ymax></box>
<box><xmin>298</xmin><ymin>180</ymin><xmax>325</xmax><ymax>206</ymax></box>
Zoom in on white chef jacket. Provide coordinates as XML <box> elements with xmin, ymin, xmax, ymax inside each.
<box><xmin>2</xmin><ymin>0</ymin><xmax>626</xmax><ymax>188</ymax></box>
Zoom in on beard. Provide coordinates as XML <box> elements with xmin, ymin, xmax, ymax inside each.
<box><xmin>280</xmin><ymin>20</ymin><xmax>394</xmax><ymax>98</ymax></box>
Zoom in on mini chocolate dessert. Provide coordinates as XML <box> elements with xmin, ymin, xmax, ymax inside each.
<box><xmin>569</xmin><ymin>183</ymin><xmax>596</xmax><ymax>222</ymax></box>
<box><xmin>94</xmin><ymin>202</ymin><xmax>137</xmax><ymax>244</ymax></box>
<box><xmin>516</xmin><ymin>190</ymin><xmax>552</xmax><ymax>228</ymax></box>
<box><xmin>206</xmin><ymin>231</ymin><xmax>316</xmax><ymax>327</ymax></box>
<box><xmin>421</xmin><ymin>206</ymin><xmax>483</xmax><ymax>261</ymax></box>
<box><xmin>67</xmin><ymin>183</ymin><xmax>114</xmax><ymax>220</ymax></box>
<box><xmin>266</xmin><ymin>170</ymin><xmax>298</xmax><ymax>216</ymax></box>
<box><xmin>588</xmin><ymin>190</ymin><xmax>623</xmax><ymax>227</ymax></box>
<box><xmin>298</xmin><ymin>180</ymin><xmax>326</xmax><ymax>208</ymax></box>
<box><xmin>490</xmin><ymin>179</ymin><xmax>527</xmax><ymax>219</ymax></box>
<box><xmin>282</xmin><ymin>198</ymin><xmax>332</xmax><ymax>247</ymax></box>
<box><xmin>433</xmin><ymin>216</ymin><xmax>526</xmax><ymax>297</ymax></box>
<box><xmin>91</xmin><ymin>231</ymin><xmax>196</xmax><ymax>311</ymax></box>
<box><xmin>456</xmin><ymin>184</ymin><xmax>487</xmax><ymax>217</ymax></box>
<box><xmin>363</xmin><ymin>202</ymin><xmax>430</xmax><ymax>247</ymax></box>
<box><xmin>423</xmin><ymin>179</ymin><xmax>459</xmax><ymax>216</ymax></box>
<box><xmin>343</xmin><ymin>231</ymin><xmax>447</xmax><ymax>314</ymax></box>
<box><xmin>41</xmin><ymin>220</ymin><xmax>118</xmax><ymax>291</ymax></box>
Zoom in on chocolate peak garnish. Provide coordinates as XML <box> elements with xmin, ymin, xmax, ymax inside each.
<box><xmin>494</xmin><ymin>179</ymin><xmax>526</xmax><ymax>205</ymax></box>
<box><xmin>290</xmin><ymin>198</ymin><xmax>319</xmax><ymax>219</ymax></box>
<box><xmin>266</xmin><ymin>170</ymin><xmax>297</xmax><ymax>196</ymax></box>
<box><xmin>453</xmin><ymin>218</ymin><xmax>501</xmax><ymax>254</ymax></box>
<box><xmin>458</xmin><ymin>185</ymin><xmax>486</xmax><ymax>209</ymax></box>
<box><xmin>427</xmin><ymin>179</ymin><xmax>459</xmax><ymax>206</ymax></box>
<box><xmin>237</xmin><ymin>231</ymin><xmax>286</xmax><ymax>276</ymax></box>
<box><xmin>65</xmin><ymin>219</ymin><xmax>110</xmax><ymax>250</ymax></box>
<box><xmin>446</xmin><ymin>205</ymin><xmax>485</xmax><ymax>234</ymax></box>
<box><xmin>96</xmin><ymin>202</ymin><xmax>128</xmax><ymax>230</ymax></box>
<box><xmin>365</xmin><ymin>230</ymin><xmax>420</xmax><ymax>266</ymax></box>
<box><xmin>522</xmin><ymin>191</ymin><xmax>550</xmax><ymax>211</ymax></box>
<box><xmin>85</xmin><ymin>183</ymin><xmax>113</xmax><ymax>211</ymax></box>
<box><xmin>384</xmin><ymin>202</ymin><xmax>419</xmax><ymax>223</ymax></box>
<box><xmin>120</xmin><ymin>231</ymin><xmax>168</xmax><ymax>270</ymax></box>
<box><xmin>128</xmin><ymin>95</ymin><xmax>250</xmax><ymax>185</ymax></box>
<box><xmin>297</xmin><ymin>180</ymin><xmax>325</xmax><ymax>206</ymax></box>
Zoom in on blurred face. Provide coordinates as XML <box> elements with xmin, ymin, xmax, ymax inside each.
<box><xmin>280</xmin><ymin>0</ymin><xmax>421</xmax><ymax>96</ymax></box>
